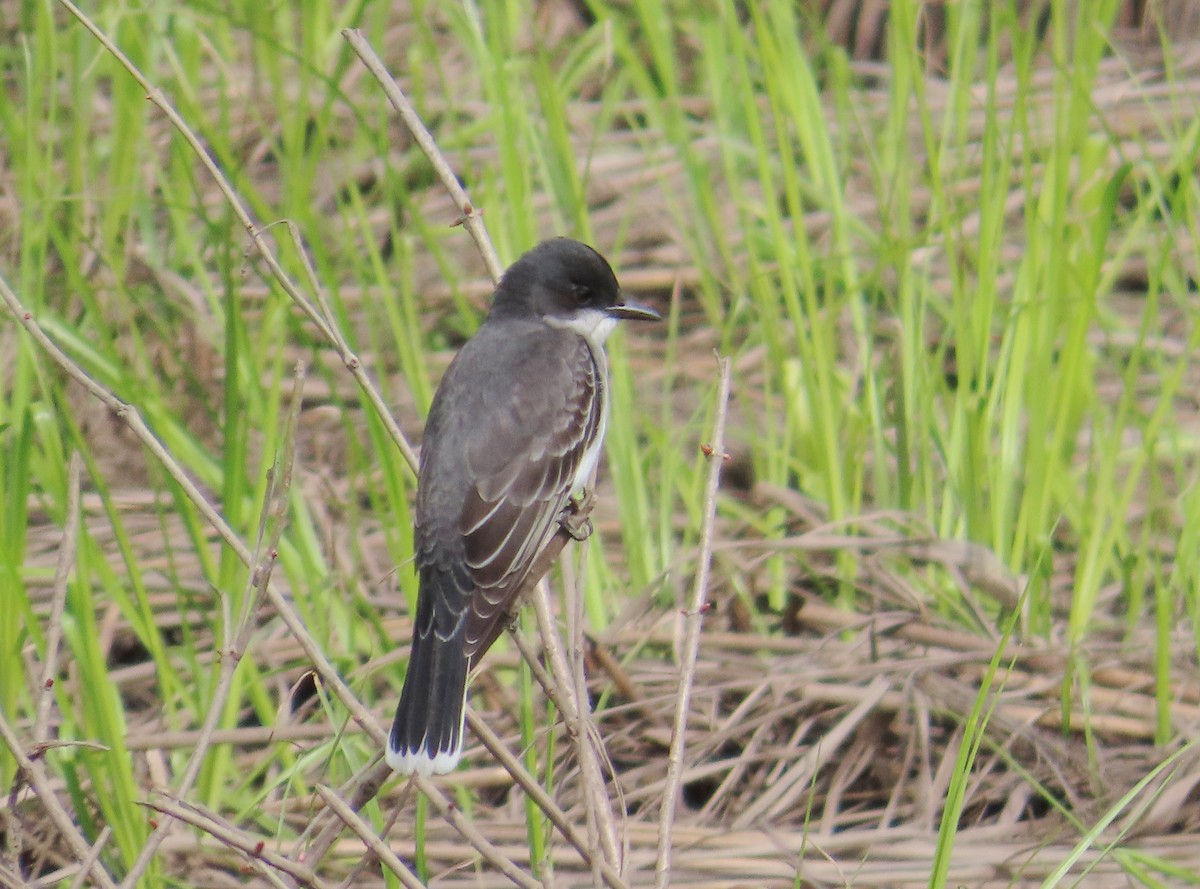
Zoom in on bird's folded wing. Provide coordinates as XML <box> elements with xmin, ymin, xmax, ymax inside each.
<box><xmin>458</xmin><ymin>340</ymin><xmax>602</xmax><ymax>662</ymax></box>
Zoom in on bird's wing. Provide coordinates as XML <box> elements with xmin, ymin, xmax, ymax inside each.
<box><xmin>457</xmin><ymin>337</ymin><xmax>603</xmax><ymax>662</ymax></box>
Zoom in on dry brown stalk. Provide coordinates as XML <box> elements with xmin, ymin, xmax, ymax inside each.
<box><xmin>115</xmin><ymin>364</ymin><xmax>305</xmax><ymax>888</ymax></box>
<box><xmin>312</xmin><ymin>787</ymin><xmax>425</xmax><ymax>889</ymax></box>
<box><xmin>32</xmin><ymin>452</ymin><xmax>82</xmax><ymax>743</ymax></box>
<box><xmin>54</xmin><ymin>1</ymin><xmax>421</xmax><ymax>477</ymax></box>
<box><xmin>654</xmin><ymin>353</ymin><xmax>731</xmax><ymax>889</ymax></box>
<box><xmin>143</xmin><ymin>797</ymin><xmax>332</xmax><ymax>889</ymax></box>
<box><xmin>0</xmin><ymin>711</ymin><xmax>120</xmax><ymax>889</ymax></box>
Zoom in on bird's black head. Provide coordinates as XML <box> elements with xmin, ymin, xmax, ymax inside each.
<box><xmin>491</xmin><ymin>238</ymin><xmax>660</xmax><ymax>336</ymax></box>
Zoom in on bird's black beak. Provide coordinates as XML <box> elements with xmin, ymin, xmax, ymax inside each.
<box><xmin>607</xmin><ymin>294</ymin><xmax>661</xmax><ymax>322</ymax></box>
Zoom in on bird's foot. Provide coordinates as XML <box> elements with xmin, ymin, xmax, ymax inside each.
<box><xmin>560</xmin><ymin>490</ymin><xmax>596</xmax><ymax>541</ymax></box>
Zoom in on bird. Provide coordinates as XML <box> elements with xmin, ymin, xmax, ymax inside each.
<box><xmin>386</xmin><ymin>237</ymin><xmax>661</xmax><ymax>776</ymax></box>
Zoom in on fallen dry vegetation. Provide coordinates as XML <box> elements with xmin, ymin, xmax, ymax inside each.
<box><xmin>15</xmin><ymin>480</ymin><xmax>1200</xmax><ymax>886</ymax></box>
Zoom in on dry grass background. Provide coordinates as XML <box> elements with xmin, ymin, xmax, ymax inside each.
<box><xmin>7</xmin><ymin>1</ymin><xmax>1200</xmax><ymax>887</ymax></box>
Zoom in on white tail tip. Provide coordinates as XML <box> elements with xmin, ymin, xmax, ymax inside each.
<box><xmin>386</xmin><ymin>741</ymin><xmax>462</xmax><ymax>776</ymax></box>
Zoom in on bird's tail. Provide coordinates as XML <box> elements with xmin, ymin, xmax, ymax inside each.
<box><xmin>386</xmin><ymin>578</ymin><xmax>470</xmax><ymax>776</ymax></box>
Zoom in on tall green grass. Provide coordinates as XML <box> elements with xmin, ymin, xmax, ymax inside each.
<box><xmin>1</xmin><ymin>0</ymin><xmax>1197</xmax><ymax>885</ymax></box>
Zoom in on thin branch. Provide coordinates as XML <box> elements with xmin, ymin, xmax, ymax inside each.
<box><xmin>653</xmin><ymin>354</ymin><xmax>731</xmax><ymax>889</ymax></box>
<box><xmin>312</xmin><ymin>787</ymin><xmax>425</xmax><ymax>889</ymax></box>
<box><xmin>506</xmin><ymin>624</ymin><xmax>561</xmax><ymax>703</ymax></box>
<box><xmin>0</xmin><ymin>712</ymin><xmax>119</xmax><ymax>889</ymax></box>
<box><xmin>562</xmin><ymin>527</ymin><xmax>620</xmax><ymax>888</ymax></box>
<box><xmin>409</xmin><ymin>775</ymin><xmax>544</xmax><ymax>889</ymax></box>
<box><xmin>289</xmin><ymin>752</ymin><xmax>548</xmax><ymax>889</ymax></box>
<box><xmin>342</xmin><ymin>29</ymin><xmax>504</xmax><ymax>284</ymax></box>
<box><xmin>56</xmin><ymin>0</ymin><xmax>420</xmax><ymax>475</ymax></box>
<box><xmin>143</xmin><ymin>798</ymin><xmax>332</xmax><ymax>889</ymax></box>
<box><xmin>531</xmin><ymin>582</ymin><xmax>622</xmax><ymax>869</ymax></box>
<box><xmin>291</xmin><ymin>757</ymin><xmax>393</xmax><ymax>870</ymax></box>
<box><xmin>33</xmin><ymin>451</ymin><xmax>83</xmax><ymax>742</ymax></box>
<box><xmin>116</xmin><ymin>364</ymin><xmax>305</xmax><ymax>889</ymax></box>
<box><xmin>66</xmin><ymin>827</ymin><xmax>112</xmax><ymax>889</ymax></box>
<box><xmin>466</xmin><ymin>710</ymin><xmax>630</xmax><ymax>889</ymax></box>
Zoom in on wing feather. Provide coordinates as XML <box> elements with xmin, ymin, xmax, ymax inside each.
<box><xmin>459</xmin><ymin>337</ymin><xmax>603</xmax><ymax>661</ymax></box>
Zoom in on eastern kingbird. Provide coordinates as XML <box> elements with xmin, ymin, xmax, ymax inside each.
<box><xmin>386</xmin><ymin>238</ymin><xmax>660</xmax><ymax>776</ymax></box>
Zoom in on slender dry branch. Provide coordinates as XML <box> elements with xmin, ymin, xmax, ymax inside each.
<box><xmin>654</xmin><ymin>354</ymin><xmax>731</xmax><ymax>889</ymax></box>
<box><xmin>66</xmin><ymin>827</ymin><xmax>112</xmax><ymax>889</ymax></box>
<box><xmin>561</xmin><ymin>509</ymin><xmax>624</xmax><ymax>886</ymax></box>
<box><xmin>466</xmin><ymin>710</ymin><xmax>630</xmax><ymax>889</ymax></box>
<box><xmin>312</xmin><ymin>787</ymin><xmax>425</xmax><ymax>889</ymax></box>
<box><xmin>144</xmin><ymin>798</ymin><xmax>333</xmax><ymax>889</ymax></box>
<box><xmin>291</xmin><ymin>757</ymin><xmax>392</xmax><ymax>869</ymax></box>
<box><xmin>33</xmin><ymin>451</ymin><xmax>82</xmax><ymax>742</ymax></box>
<box><xmin>342</xmin><ymin>29</ymin><xmax>504</xmax><ymax>284</ymax></box>
<box><xmin>116</xmin><ymin>365</ymin><xmax>305</xmax><ymax>889</ymax></box>
<box><xmin>531</xmin><ymin>580</ymin><xmax>622</xmax><ymax>870</ymax></box>
<box><xmin>56</xmin><ymin>0</ymin><xmax>420</xmax><ymax>475</ymax></box>
<box><xmin>409</xmin><ymin>775</ymin><xmax>544</xmax><ymax>889</ymax></box>
<box><xmin>292</xmin><ymin>754</ymin><xmax>548</xmax><ymax>889</ymax></box>
<box><xmin>505</xmin><ymin>628</ymin><xmax>571</xmax><ymax>724</ymax></box>
<box><xmin>0</xmin><ymin>712</ymin><xmax>119</xmax><ymax>889</ymax></box>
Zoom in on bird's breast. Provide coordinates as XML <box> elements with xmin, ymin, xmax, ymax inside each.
<box><xmin>570</xmin><ymin>335</ymin><xmax>609</xmax><ymax>495</ymax></box>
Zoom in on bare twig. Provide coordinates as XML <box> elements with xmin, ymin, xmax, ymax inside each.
<box><xmin>144</xmin><ymin>798</ymin><xmax>333</xmax><ymax>889</ymax></box>
<box><xmin>115</xmin><ymin>363</ymin><xmax>305</xmax><ymax>888</ymax></box>
<box><xmin>66</xmin><ymin>827</ymin><xmax>112</xmax><ymax>889</ymax></box>
<box><xmin>312</xmin><ymin>786</ymin><xmax>425</xmax><ymax>889</ymax></box>
<box><xmin>342</xmin><ymin>29</ymin><xmax>504</xmax><ymax>284</ymax></box>
<box><xmin>653</xmin><ymin>354</ymin><xmax>731</xmax><ymax>889</ymax></box>
<box><xmin>33</xmin><ymin>451</ymin><xmax>83</xmax><ymax>742</ymax></box>
<box><xmin>564</xmin><ymin>528</ymin><xmax>623</xmax><ymax>887</ymax></box>
<box><xmin>291</xmin><ymin>757</ymin><xmax>392</xmax><ymax>869</ymax></box>
<box><xmin>0</xmin><ymin>712</ymin><xmax>119</xmax><ymax>889</ymax></box>
<box><xmin>466</xmin><ymin>710</ymin><xmax>630</xmax><ymax>889</ymax></box>
<box><xmin>531</xmin><ymin>581</ymin><xmax>622</xmax><ymax>870</ymax></box>
<box><xmin>291</xmin><ymin>754</ymin><xmax>546</xmax><ymax>889</ymax></box>
<box><xmin>56</xmin><ymin>0</ymin><xmax>420</xmax><ymax>475</ymax></box>
<box><xmin>409</xmin><ymin>775</ymin><xmax>544</xmax><ymax>889</ymax></box>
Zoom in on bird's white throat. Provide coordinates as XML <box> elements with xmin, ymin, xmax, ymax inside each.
<box><xmin>548</xmin><ymin>308</ymin><xmax>618</xmax><ymax>345</ymax></box>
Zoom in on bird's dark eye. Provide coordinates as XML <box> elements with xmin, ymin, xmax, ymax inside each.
<box><xmin>571</xmin><ymin>284</ymin><xmax>592</xmax><ymax>305</ymax></box>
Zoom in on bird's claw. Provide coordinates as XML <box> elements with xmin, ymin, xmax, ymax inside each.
<box><xmin>561</xmin><ymin>490</ymin><xmax>596</xmax><ymax>541</ymax></box>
